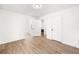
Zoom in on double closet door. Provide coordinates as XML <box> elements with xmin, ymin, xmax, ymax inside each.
<box><xmin>45</xmin><ymin>16</ymin><xmax>62</xmax><ymax>41</ymax></box>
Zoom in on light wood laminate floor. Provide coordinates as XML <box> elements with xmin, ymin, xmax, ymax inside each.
<box><xmin>0</xmin><ymin>36</ymin><xmax>79</xmax><ymax>54</ymax></box>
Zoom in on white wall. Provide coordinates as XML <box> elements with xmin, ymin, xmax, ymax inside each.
<box><xmin>0</xmin><ymin>9</ymin><xmax>34</xmax><ymax>44</ymax></box>
<box><xmin>40</xmin><ymin>6</ymin><xmax>79</xmax><ymax>48</ymax></box>
<box><xmin>61</xmin><ymin>6</ymin><xmax>79</xmax><ymax>48</ymax></box>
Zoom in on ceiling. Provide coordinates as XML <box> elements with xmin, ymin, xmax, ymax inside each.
<box><xmin>0</xmin><ymin>4</ymin><xmax>78</xmax><ymax>18</ymax></box>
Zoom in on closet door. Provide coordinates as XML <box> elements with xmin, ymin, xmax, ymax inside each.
<box><xmin>52</xmin><ymin>16</ymin><xmax>62</xmax><ymax>41</ymax></box>
<box><xmin>31</xmin><ymin>19</ymin><xmax>41</xmax><ymax>36</ymax></box>
<box><xmin>45</xmin><ymin>16</ymin><xmax>62</xmax><ymax>41</ymax></box>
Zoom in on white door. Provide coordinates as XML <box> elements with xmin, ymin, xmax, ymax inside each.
<box><xmin>45</xmin><ymin>16</ymin><xmax>62</xmax><ymax>41</ymax></box>
<box><xmin>52</xmin><ymin>16</ymin><xmax>62</xmax><ymax>41</ymax></box>
<box><xmin>31</xmin><ymin>19</ymin><xmax>41</xmax><ymax>36</ymax></box>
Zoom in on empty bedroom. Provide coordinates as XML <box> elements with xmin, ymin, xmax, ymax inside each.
<box><xmin>0</xmin><ymin>4</ymin><xmax>79</xmax><ymax>54</ymax></box>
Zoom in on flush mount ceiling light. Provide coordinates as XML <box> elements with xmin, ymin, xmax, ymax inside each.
<box><xmin>32</xmin><ymin>4</ymin><xmax>42</xmax><ymax>9</ymax></box>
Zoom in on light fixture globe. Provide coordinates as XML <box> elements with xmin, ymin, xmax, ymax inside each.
<box><xmin>32</xmin><ymin>4</ymin><xmax>42</xmax><ymax>9</ymax></box>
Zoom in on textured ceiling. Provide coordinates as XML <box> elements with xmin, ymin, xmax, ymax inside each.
<box><xmin>0</xmin><ymin>4</ymin><xmax>78</xmax><ymax>18</ymax></box>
